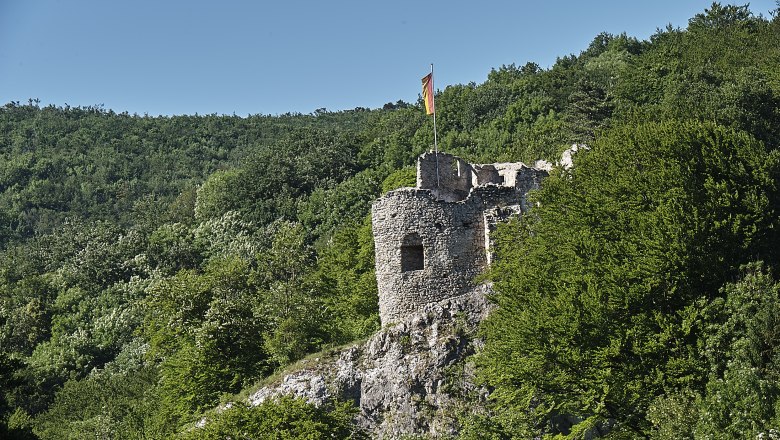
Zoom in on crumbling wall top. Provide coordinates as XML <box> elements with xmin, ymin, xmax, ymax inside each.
<box><xmin>415</xmin><ymin>151</ymin><xmax>548</xmax><ymax>202</ymax></box>
<box><xmin>417</xmin><ymin>152</ymin><xmax>472</xmax><ymax>202</ymax></box>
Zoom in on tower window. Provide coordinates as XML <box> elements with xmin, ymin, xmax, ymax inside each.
<box><xmin>401</xmin><ymin>233</ymin><xmax>424</xmax><ymax>272</ymax></box>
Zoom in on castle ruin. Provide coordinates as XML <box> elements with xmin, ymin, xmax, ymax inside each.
<box><xmin>372</xmin><ymin>152</ymin><xmax>549</xmax><ymax>324</ymax></box>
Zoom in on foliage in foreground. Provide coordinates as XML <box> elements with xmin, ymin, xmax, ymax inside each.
<box><xmin>480</xmin><ymin>119</ymin><xmax>780</xmax><ymax>437</ymax></box>
<box><xmin>473</xmin><ymin>5</ymin><xmax>780</xmax><ymax>437</ymax></box>
<box><xmin>648</xmin><ymin>263</ymin><xmax>780</xmax><ymax>438</ymax></box>
<box><xmin>181</xmin><ymin>396</ymin><xmax>367</xmax><ymax>440</ymax></box>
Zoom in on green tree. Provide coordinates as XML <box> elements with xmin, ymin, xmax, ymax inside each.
<box><xmin>184</xmin><ymin>396</ymin><xmax>366</xmax><ymax>440</ymax></box>
<box><xmin>648</xmin><ymin>264</ymin><xmax>780</xmax><ymax>439</ymax></box>
<box><xmin>256</xmin><ymin>221</ymin><xmax>323</xmax><ymax>365</ymax></box>
<box><xmin>310</xmin><ymin>217</ymin><xmax>379</xmax><ymax>344</ymax></box>
<box><xmin>695</xmin><ymin>263</ymin><xmax>780</xmax><ymax>438</ymax></box>
<box><xmin>479</xmin><ymin>120</ymin><xmax>780</xmax><ymax>437</ymax></box>
<box><xmin>34</xmin><ymin>367</ymin><xmax>161</xmax><ymax>440</ymax></box>
<box><xmin>143</xmin><ymin>257</ymin><xmax>269</xmax><ymax>431</ymax></box>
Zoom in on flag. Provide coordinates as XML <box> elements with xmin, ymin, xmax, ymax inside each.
<box><xmin>421</xmin><ymin>73</ymin><xmax>434</xmax><ymax>115</ymax></box>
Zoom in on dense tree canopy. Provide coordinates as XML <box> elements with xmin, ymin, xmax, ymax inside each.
<box><xmin>1</xmin><ymin>3</ymin><xmax>780</xmax><ymax>438</ymax></box>
<box><xmin>480</xmin><ymin>120</ymin><xmax>780</xmax><ymax>436</ymax></box>
<box><xmin>476</xmin><ymin>4</ymin><xmax>780</xmax><ymax>438</ymax></box>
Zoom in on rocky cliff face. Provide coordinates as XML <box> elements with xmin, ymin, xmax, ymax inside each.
<box><xmin>247</xmin><ymin>286</ymin><xmax>493</xmax><ymax>438</ymax></box>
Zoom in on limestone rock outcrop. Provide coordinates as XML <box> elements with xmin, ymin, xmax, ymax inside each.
<box><xmin>247</xmin><ymin>286</ymin><xmax>492</xmax><ymax>438</ymax></box>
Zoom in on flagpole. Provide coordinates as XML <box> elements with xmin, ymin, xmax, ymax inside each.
<box><xmin>431</xmin><ymin>63</ymin><xmax>440</xmax><ymax>188</ymax></box>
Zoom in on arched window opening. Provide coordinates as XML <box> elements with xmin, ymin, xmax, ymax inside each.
<box><xmin>401</xmin><ymin>233</ymin><xmax>424</xmax><ymax>272</ymax></box>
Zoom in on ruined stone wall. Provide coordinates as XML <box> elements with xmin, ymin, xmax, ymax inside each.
<box><xmin>372</xmin><ymin>185</ymin><xmax>519</xmax><ymax>324</ymax></box>
<box><xmin>373</xmin><ymin>189</ymin><xmax>478</xmax><ymax>323</ymax></box>
<box><xmin>373</xmin><ymin>152</ymin><xmax>549</xmax><ymax>325</ymax></box>
<box><xmin>417</xmin><ymin>152</ymin><xmax>472</xmax><ymax>202</ymax></box>
<box><xmin>472</xmin><ymin>164</ymin><xmax>504</xmax><ymax>186</ymax></box>
<box><xmin>500</xmin><ymin>163</ymin><xmax>548</xmax><ymax>212</ymax></box>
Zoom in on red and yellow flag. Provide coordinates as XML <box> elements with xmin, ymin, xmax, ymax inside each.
<box><xmin>421</xmin><ymin>73</ymin><xmax>434</xmax><ymax>115</ymax></box>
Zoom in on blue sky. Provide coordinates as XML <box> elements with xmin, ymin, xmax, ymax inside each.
<box><xmin>0</xmin><ymin>1</ymin><xmax>776</xmax><ymax>116</ymax></box>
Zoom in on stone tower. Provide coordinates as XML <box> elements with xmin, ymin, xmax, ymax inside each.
<box><xmin>372</xmin><ymin>152</ymin><xmax>549</xmax><ymax>325</ymax></box>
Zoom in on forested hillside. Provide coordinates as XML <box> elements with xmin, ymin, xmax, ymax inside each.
<box><xmin>1</xmin><ymin>3</ymin><xmax>780</xmax><ymax>438</ymax></box>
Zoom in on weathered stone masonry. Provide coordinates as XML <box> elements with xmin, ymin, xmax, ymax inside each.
<box><xmin>372</xmin><ymin>152</ymin><xmax>548</xmax><ymax>324</ymax></box>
